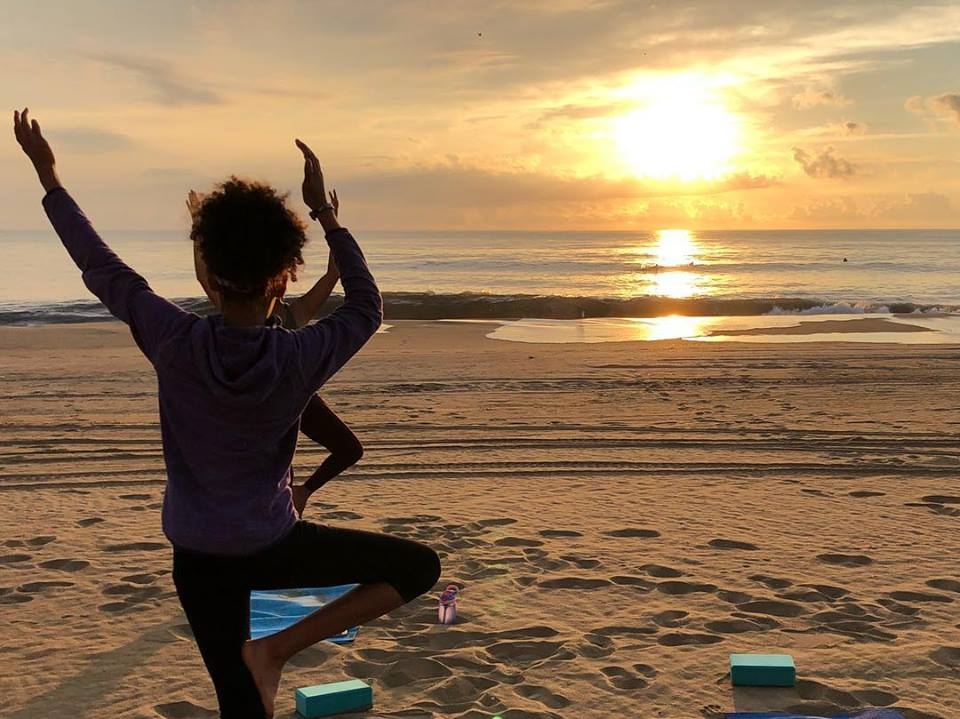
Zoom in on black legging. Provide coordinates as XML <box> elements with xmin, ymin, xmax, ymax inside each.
<box><xmin>299</xmin><ymin>395</ymin><xmax>363</xmax><ymax>493</ymax></box>
<box><xmin>173</xmin><ymin>521</ymin><xmax>441</xmax><ymax>719</ymax></box>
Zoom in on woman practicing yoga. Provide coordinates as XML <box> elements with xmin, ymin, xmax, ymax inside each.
<box><xmin>13</xmin><ymin>107</ymin><xmax>441</xmax><ymax>719</ymax></box>
<box><xmin>187</xmin><ymin>187</ymin><xmax>363</xmax><ymax>516</ymax></box>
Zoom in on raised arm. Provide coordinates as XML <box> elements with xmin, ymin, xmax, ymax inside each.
<box><xmin>14</xmin><ymin>108</ymin><xmax>193</xmax><ymax>361</ymax></box>
<box><xmin>287</xmin><ymin>253</ymin><xmax>339</xmax><ymax>329</ymax></box>
<box><xmin>186</xmin><ymin>190</ymin><xmax>222</xmax><ymax>309</ymax></box>
<box><xmin>292</xmin><ymin>141</ymin><xmax>381</xmax><ymax>389</ymax></box>
<box><xmin>287</xmin><ymin>190</ymin><xmax>341</xmax><ymax>328</ymax></box>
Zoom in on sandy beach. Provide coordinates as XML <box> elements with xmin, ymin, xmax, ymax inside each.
<box><xmin>2</xmin><ymin>320</ymin><xmax>959</xmax><ymax>719</ymax></box>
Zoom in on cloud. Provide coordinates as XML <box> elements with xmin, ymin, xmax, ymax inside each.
<box><xmin>930</xmin><ymin>93</ymin><xmax>960</xmax><ymax>122</ymax></box>
<box><xmin>792</xmin><ymin>146</ymin><xmax>856</xmax><ymax>178</ymax></box>
<box><xmin>82</xmin><ymin>51</ymin><xmax>223</xmax><ymax>106</ymax></box>
<box><xmin>792</xmin><ymin>88</ymin><xmax>851</xmax><ymax>109</ymax></box>
<box><xmin>843</xmin><ymin>121</ymin><xmax>867</xmax><ymax>135</ymax></box>
<box><xmin>791</xmin><ymin>192</ymin><xmax>954</xmax><ymax>226</ymax></box>
<box><xmin>46</xmin><ymin>127</ymin><xmax>133</xmax><ymax>152</ymax></box>
<box><xmin>338</xmin><ymin>162</ymin><xmax>777</xmax><ymax>211</ymax></box>
<box><xmin>527</xmin><ymin>99</ymin><xmax>637</xmax><ymax>129</ymax></box>
<box><xmin>906</xmin><ymin>92</ymin><xmax>960</xmax><ymax>125</ymax></box>
<box><xmin>872</xmin><ymin>192</ymin><xmax>953</xmax><ymax>220</ymax></box>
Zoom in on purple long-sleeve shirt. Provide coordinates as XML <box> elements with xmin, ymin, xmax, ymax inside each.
<box><xmin>42</xmin><ymin>187</ymin><xmax>382</xmax><ymax>555</ymax></box>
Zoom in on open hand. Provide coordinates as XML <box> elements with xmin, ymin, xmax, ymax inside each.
<box><xmin>186</xmin><ymin>189</ymin><xmax>205</xmax><ymax>220</ymax></box>
<box><xmin>295</xmin><ymin>138</ymin><xmax>326</xmax><ymax>211</ymax></box>
<box><xmin>13</xmin><ymin>108</ymin><xmax>55</xmax><ymax>170</ymax></box>
<box><xmin>329</xmin><ymin>188</ymin><xmax>339</xmax><ymax>216</ymax></box>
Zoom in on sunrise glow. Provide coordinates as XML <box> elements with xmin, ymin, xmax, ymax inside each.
<box><xmin>611</xmin><ymin>75</ymin><xmax>742</xmax><ymax>181</ymax></box>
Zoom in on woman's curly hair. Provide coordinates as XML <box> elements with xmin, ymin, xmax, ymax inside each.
<box><xmin>190</xmin><ymin>176</ymin><xmax>308</xmax><ymax>300</ymax></box>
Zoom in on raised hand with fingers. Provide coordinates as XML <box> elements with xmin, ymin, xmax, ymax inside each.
<box><xmin>186</xmin><ymin>189</ymin><xmax>205</xmax><ymax>221</ymax></box>
<box><xmin>295</xmin><ymin>138</ymin><xmax>326</xmax><ymax>212</ymax></box>
<box><xmin>13</xmin><ymin>107</ymin><xmax>61</xmax><ymax>192</ymax></box>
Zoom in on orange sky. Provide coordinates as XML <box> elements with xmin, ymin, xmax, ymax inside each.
<box><xmin>2</xmin><ymin>0</ymin><xmax>959</xmax><ymax>230</ymax></box>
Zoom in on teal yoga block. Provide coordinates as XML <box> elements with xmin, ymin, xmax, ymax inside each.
<box><xmin>295</xmin><ymin>679</ymin><xmax>373</xmax><ymax>717</ymax></box>
<box><xmin>730</xmin><ymin>653</ymin><xmax>796</xmax><ymax>687</ymax></box>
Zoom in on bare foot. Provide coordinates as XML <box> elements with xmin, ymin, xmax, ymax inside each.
<box><xmin>242</xmin><ymin>638</ymin><xmax>282</xmax><ymax>718</ymax></box>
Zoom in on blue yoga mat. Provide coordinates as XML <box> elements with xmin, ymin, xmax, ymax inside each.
<box><xmin>249</xmin><ymin>585</ymin><xmax>360</xmax><ymax>643</ymax></box>
<box><xmin>727</xmin><ymin>711</ymin><xmax>905</xmax><ymax>719</ymax></box>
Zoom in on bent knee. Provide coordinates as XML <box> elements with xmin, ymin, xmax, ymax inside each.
<box><xmin>345</xmin><ymin>440</ymin><xmax>363</xmax><ymax>465</ymax></box>
<box><xmin>397</xmin><ymin>545</ymin><xmax>442</xmax><ymax>603</ymax></box>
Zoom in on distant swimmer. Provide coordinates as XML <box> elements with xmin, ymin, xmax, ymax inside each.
<box><xmin>843</xmin><ymin>257</ymin><xmax>848</xmax><ymax>263</ymax></box>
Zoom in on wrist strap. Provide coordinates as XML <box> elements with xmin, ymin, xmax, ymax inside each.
<box><xmin>309</xmin><ymin>203</ymin><xmax>334</xmax><ymax>220</ymax></box>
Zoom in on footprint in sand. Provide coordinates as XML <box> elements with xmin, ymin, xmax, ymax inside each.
<box><xmin>512</xmin><ymin>575</ymin><xmax>539</xmax><ymax>588</ymax></box>
<box><xmin>17</xmin><ymin>581</ymin><xmax>74</xmax><ymax>593</ymax></box>
<box><xmin>0</xmin><ymin>589</ymin><xmax>33</xmax><ymax>604</ymax></box>
<box><xmin>495</xmin><ymin>537</ymin><xmax>544</xmax><ymax>548</ymax></box>
<box><xmin>708</xmin><ymin>538</ymin><xmax>759</xmax><ymax>551</ymax></box>
<box><xmin>379</xmin><ymin>657</ymin><xmax>453</xmax><ymax>688</ymax></box>
<box><xmin>592</xmin><ymin>625</ymin><xmax>659</xmax><ymax>639</ymax></box>
<box><xmin>121</xmin><ymin>572</ymin><xmax>160</xmax><ymax>585</ymax></box>
<box><xmin>0</xmin><ymin>553</ymin><xmax>32</xmax><ymax>564</ymax></box>
<box><xmin>23</xmin><ymin>536</ymin><xmax>56</xmax><ymax>547</ymax></box>
<box><xmin>929</xmin><ymin>646</ymin><xmax>960</xmax><ymax>669</ymax></box>
<box><xmin>539</xmin><ymin>577</ymin><xmax>612</xmax><ymax>590</ymax></box>
<box><xmin>103</xmin><ymin>583</ymin><xmax>165</xmax><ymax>599</ymax></box>
<box><xmin>321</xmin><ymin>510</ymin><xmax>364</xmax><ymax>521</ymax></box>
<box><xmin>658</xmin><ymin>632</ymin><xmax>723</xmax><ymax>646</ymax></box>
<box><xmin>810</xmin><ymin>612</ymin><xmax>896</xmax><ymax>642</ymax></box>
<box><xmin>705</xmin><ymin>617</ymin><xmax>777</xmax><ymax>634</ymax></box>
<box><xmin>103</xmin><ymin>542</ymin><xmax>167</xmax><ymax>552</ymax></box>
<box><xmin>153</xmin><ymin>700</ymin><xmax>218</xmax><ymax>718</ymax></box>
<box><xmin>852</xmin><ymin>689</ymin><xmax>899</xmax><ymax>707</ymax></box>
<box><xmin>577</xmin><ymin>633</ymin><xmax>615</xmax><ymax>659</ymax></box>
<box><xmin>656</xmin><ymin>580</ymin><xmax>717</xmax><ymax>595</ymax></box>
<box><xmin>600</xmin><ymin>665</ymin><xmax>651</xmax><ymax>691</ymax></box>
<box><xmin>604</xmin><ymin>528</ymin><xmax>661</xmax><ymax>538</ymax></box>
<box><xmin>888</xmin><ymin>590</ymin><xmax>954</xmax><ymax>604</ymax></box>
<box><xmin>717</xmin><ymin>590</ymin><xmax>754</xmax><ymax>604</ymax></box>
<box><xmin>538</xmin><ymin>529</ymin><xmax>582</xmax><ymax>538</ymax></box>
<box><xmin>877</xmin><ymin>597</ymin><xmax>921</xmax><ymax>616</ymax></box>
<box><xmin>640</xmin><ymin>564</ymin><xmax>684</xmax><ymax>578</ymax></box>
<box><xmin>849</xmin><ymin>490</ymin><xmax>886</xmax><ymax>498</ymax></box>
<box><xmin>610</xmin><ymin>576</ymin><xmax>656</xmax><ymax>590</ymax></box>
<box><xmin>651</xmin><ymin>610</ymin><xmax>689</xmax><ymax>628</ymax></box>
<box><xmin>795</xmin><ymin>678</ymin><xmax>870</xmax><ymax>708</ymax></box>
<box><xmin>816</xmin><ymin>553</ymin><xmax>873</xmax><ymax>567</ymax></box>
<box><xmin>736</xmin><ymin>599</ymin><xmax>806</xmax><ymax>618</ymax></box>
<box><xmin>560</xmin><ymin>554</ymin><xmax>601</xmax><ymax>569</ymax></box>
<box><xmin>77</xmin><ymin>517</ymin><xmax>105</xmax><ymax>527</ymax></box>
<box><xmin>749</xmin><ymin>574</ymin><xmax>792</xmax><ymax>589</ymax></box>
<box><xmin>39</xmin><ymin>558</ymin><xmax>90</xmax><ymax>572</ymax></box>
<box><xmin>515</xmin><ymin>684</ymin><xmax>571</xmax><ymax>709</ymax></box>
<box><xmin>475</xmin><ymin>518</ymin><xmax>517</xmax><ymax>527</ymax></box>
<box><xmin>486</xmin><ymin>640</ymin><xmax>571</xmax><ymax>667</ymax></box>
<box><xmin>921</xmin><ymin>495</ymin><xmax>960</xmax><ymax>505</ymax></box>
<box><xmin>119</xmin><ymin>493</ymin><xmax>152</xmax><ymax>500</ymax></box>
<box><xmin>926</xmin><ymin>579</ymin><xmax>960</xmax><ymax>593</ymax></box>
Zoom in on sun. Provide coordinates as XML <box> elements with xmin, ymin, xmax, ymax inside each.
<box><xmin>611</xmin><ymin>74</ymin><xmax>742</xmax><ymax>181</ymax></box>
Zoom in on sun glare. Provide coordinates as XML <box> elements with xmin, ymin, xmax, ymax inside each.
<box><xmin>655</xmin><ymin>228</ymin><xmax>696</xmax><ymax>266</ymax></box>
<box><xmin>611</xmin><ymin>75</ymin><xmax>742</xmax><ymax>180</ymax></box>
<box><xmin>645</xmin><ymin>229</ymin><xmax>702</xmax><ymax>299</ymax></box>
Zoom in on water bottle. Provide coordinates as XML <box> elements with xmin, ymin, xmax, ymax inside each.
<box><xmin>438</xmin><ymin>584</ymin><xmax>459</xmax><ymax>625</ymax></box>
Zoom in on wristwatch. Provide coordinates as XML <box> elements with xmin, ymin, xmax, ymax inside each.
<box><xmin>309</xmin><ymin>202</ymin><xmax>335</xmax><ymax>220</ymax></box>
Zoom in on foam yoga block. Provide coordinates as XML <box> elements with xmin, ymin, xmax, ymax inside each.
<box><xmin>730</xmin><ymin>653</ymin><xmax>796</xmax><ymax>687</ymax></box>
<box><xmin>295</xmin><ymin>679</ymin><xmax>373</xmax><ymax>717</ymax></box>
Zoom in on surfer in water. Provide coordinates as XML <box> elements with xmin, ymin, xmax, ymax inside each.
<box><xmin>14</xmin><ymin>107</ymin><xmax>441</xmax><ymax>719</ymax></box>
<box><xmin>187</xmin><ymin>187</ymin><xmax>363</xmax><ymax>517</ymax></box>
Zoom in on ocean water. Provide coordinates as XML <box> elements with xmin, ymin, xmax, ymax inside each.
<box><xmin>1</xmin><ymin>227</ymin><xmax>959</xmax><ymax>324</ymax></box>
